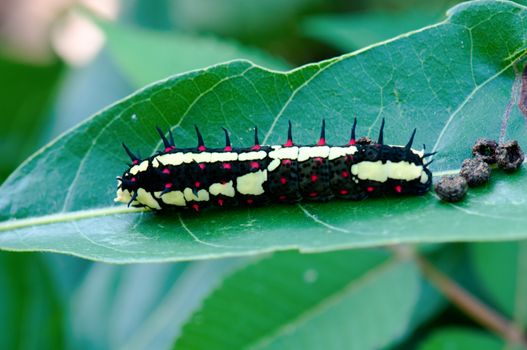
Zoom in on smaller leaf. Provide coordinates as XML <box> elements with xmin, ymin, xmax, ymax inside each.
<box><xmin>101</xmin><ymin>22</ymin><xmax>290</xmax><ymax>87</ymax></box>
<box><xmin>418</xmin><ymin>328</ymin><xmax>506</xmax><ymax>350</ymax></box>
<box><xmin>174</xmin><ymin>250</ymin><xmax>420</xmax><ymax>350</ymax></box>
<box><xmin>470</xmin><ymin>241</ymin><xmax>527</xmax><ymax>328</ymax></box>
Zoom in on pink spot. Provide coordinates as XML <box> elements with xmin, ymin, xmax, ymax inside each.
<box><xmin>309</xmin><ymin>192</ymin><xmax>318</xmax><ymax>197</ymax></box>
<box><xmin>280</xmin><ymin>177</ymin><xmax>287</xmax><ymax>185</ymax></box>
<box><xmin>195</xmin><ymin>181</ymin><xmax>201</xmax><ymax>188</ymax></box>
<box><xmin>348</xmin><ymin>139</ymin><xmax>356</xmax><ymax>146</ymax></box>
<box><xmin>164</xmin><ymin>147</ymin><xmax>172</xmax><ymax>152</ymax></box>
<box><xmin>278</xmin><ymin>195</ymin><xmax>287</xmax><ymax>201</ymax></box>
<box><xmin>133</xmin><ymin>160</ymin><xmax>139</xmax><ymax>165</ymax></box>
<box><xmin>315</xmin><ymin>157</ymin><xmax>323</xmax><ymax>164</ymax></box>
<box><xmin>282</xmin><ymin>159</ymin><xmax>291</xmax><ymax>165</ymax></box>
<box><xmin>246</xmin><ymin>198</ymin><xmax>254</xmax><ymax>204</ymax></box>
<box><xmin>217</xmin><ymin>199</ymin><xmax>224</xmax><ymax>206</ymax></box>
<box><xmin>341</xmin><ymin>171</ymin><xmax>349</xmax><ymax>178</ymax></box>
<box><xmin>199</xmin><ymin>163</ymin><xmax>206</xmax><ymax>170</ymax></box>
<box><xmin>284</xmin><ymin>139</ymin><xmax>293</xmax><ymax>147</ymax></box>
<box><xmin>340</xmin><ymin>189</ymin><xmax>349</xmax><ymax>195</ymax></box>
<box><xmin>131</xmin><ymin>177</ymin><xmax>136</xmax><ymax>182</ymax></box>
<box><xmin>192</xmin><ymin>203</ymin><xmax>200</xmax><ymax>212</ymax></box>
<box><xmin>165</xmin><ymin>183</ymin><xmax>172</xmax><ymax>189</ymax></box>
<box><xmin>251</xmin><ymin>145</ymin><xmax>261</xmax><ymax>151</ymax></box>
<box><xmin>224</xmin><ymin>146</ymin><xmax>232</xmax><ymax>151</ymax></box>
<box><xmin>311</xmin><ymin>174</ymin><xmax>318</xmax><ymax>182</ymax></box>
<box><xmin>223</xmin><ymin>163</ymin><xmax>231</xmax><ymax>170</ymax></box>
<box><xmin>198</xmin><ymin>145</ymin><xmax>206</xmax><ymax>152</ymax></box>
<box><xmin>162</xmin><ymin>168</ymin><xmax>170</xmax><ymax>174</ymax></box>
<box><xmin>250</xmin><ymin>161</ymin><xmax>259</xmax><ymax>169</ymax></box>
<box><xmin>317</xmin><ymin>138</ymin><xmax>326</xmax><ymax>146</ymax></box>
<box><xmin>395</xmin><ymin>185</ymin><xmax>402</xmax><ymax>193</ymax></box>
<box><xmin>367</xmin><ymin>186</ymin><xmax>375</xmax><ymax>192</ymax></box>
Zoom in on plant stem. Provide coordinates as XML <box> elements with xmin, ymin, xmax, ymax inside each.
<box><xmin>417</xmin><ymin>254</ymin><xmax>527</xmax><ymax>347</ymax></box>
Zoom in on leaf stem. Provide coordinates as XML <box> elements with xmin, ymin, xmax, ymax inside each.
<box><xmin>417</xmin><ymin>254</ymin><xmax>527</xmax><ymax>347</ymax></box>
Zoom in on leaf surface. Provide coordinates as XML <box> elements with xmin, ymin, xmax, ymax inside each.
<box><xmin>1</xmin><ymin>1</ymin><xmax>527</xmax><ymax>262</ymax></box>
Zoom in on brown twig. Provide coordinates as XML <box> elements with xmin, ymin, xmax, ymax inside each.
<box><xmin>417</xmin><ymin>254</ymin><xmax>527</xmax><ymax>347</ymax></box>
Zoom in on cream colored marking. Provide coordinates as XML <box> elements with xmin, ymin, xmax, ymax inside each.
<box><xmin>267</xmin><ymin>158</ymin><xmax>281</xmax><ymax>172</ymax></box>
<box><xmin>114</xmin><ymin>186</ymin><xmax>131</xmax><ymax>204</ymax></box>
<box><xmin>182</xmin><ymin>152</ymin><xmax>195</xmax><ymax>163</ymax></box>
<box><xmin>328</xmin><ymin>146</ymin><xmax>357</xmax><ymax>160</ymax></box>
<box><xmin>209</xmin><ymin>181</ymin><xmax>236</xmax><ymax>197</ymax></box>
<box><xmin>192</xmin><ymin>152</ymin><xmax>212</xmax><ymax>163</ymax></box>
<box><xmin>136</xmin><ymin>188</ymin><xmax>162</xmax><ymax>210</ymax></box>
<box><xmin>183</xmin><ymin>188</ymin><xmax>210</xmax><ymax>202</ymax></box>
<box><xmin>420</xmin><ymin>171</ymin><xmax>429</xmax><ymax>184</ymax></box>
<box><xmin>238</xmin><ymin>150</ymin><xmax>267</xmax><ymax>161</ymax></box>
<box><xmin>162</xmin><ymin>191</ymin><xmax>186</xmax><ymax>206</ymax></box>
<box><xmin>268</xmin><ymin>146</ymin><xmax>299</xmax><ymax>160</ymax></box>
<box><xmin>130</xmin><ymin>160</ymin><xmax>149</xmax><ymax>175</ymax></box>
<box><xmin>351</xmin><ymin>161</ymin><xmax>422</xmax><ymax>182</ymax></box>
<box><xmin>210</xmin><ymin>152</ymin><xmax>238</xmax><ymax>162</ymax></box>
<box><xmin>236</xmin><ymin>170</ymin><xmax>267</xmax><ymax>195</ymax></box>
<box><xmin>388</xmin><ymin>144</ymin><xmax>425</xmax><ymax>158</ymax></box>
<box><xmin>153</xmin><ymin>153</ymin><xmax>185</xmax><ymax>167</ymax></box>
<box><xmin>297</xmin><ymin>146</ymin><xmax>330</xmax><ymax>162</ymax></box>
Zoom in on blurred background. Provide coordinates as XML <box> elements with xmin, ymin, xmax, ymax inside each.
<box><xmin>0</xmin><ymin>0</ymin><xmax>501</xmax><ymax>349</ymax></box>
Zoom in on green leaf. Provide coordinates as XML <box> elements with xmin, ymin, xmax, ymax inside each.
<box><xmin>1</xmin><ymin>1</ymin><xmax>527</xmax><ymax>262</ymax></box>
<box><xmin>102</xmin><ymin>21</ymin><xmax>290</xmax><ymax>88</ymax></box>
<box><xmin>418</xmin><ymin>328</ymin><xmax>505</xmax><ymax>350</ymax></box>
<box><xmin>303</xmin><ymin>9</ymin><xmax>444</xmax><ymax>52</ymax></box>
<box><xmin>470</xmin><ymin>241</ymin><xmax>527</xmax><ymax>328</ymax></box>
<box><xmin>173</xmin><ymin>250</ymin><xmax>420</xmax><ymax>350</ymax></box>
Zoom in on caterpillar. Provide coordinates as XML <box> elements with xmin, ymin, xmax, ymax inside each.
<box><xmin>114</xmin><ymin>119</ymin><xmax>434</xmax><ymax>212</ymax></box>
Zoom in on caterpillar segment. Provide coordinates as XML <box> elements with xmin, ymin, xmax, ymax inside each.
<box><xmin>115</xmin><ymin>119</ymin><xmax>434</xmax><ymax>211</ymax></box>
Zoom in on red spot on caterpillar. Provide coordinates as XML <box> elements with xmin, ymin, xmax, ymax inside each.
<box><xmin>246</xmin><ymin>198</ymin><xmax>254</xmax><ymax>204</ymax></box>
<box><xmin>311</xmin><ymin>174</ymin><xmax>318</xmax><ymax>182</ymax></box>
<box><xmin>315</xmin><ymin>157</ymin><xmax>323</xmax><ymax>164</ymax></box>
<box><xmin>280</xmin><ymin>177</ymin><xmax>287</xmax><ymax>185</ymax></box>
<box><xmin>195</xmin><ymin>181</ymin><xmax>201</xmax><ymax>188</ymax></box>
<box><xmin>162</xmin><ymin>168</ymin><xmax>170</xmax><ymax>174</ymax></box>
<box><xmin>217</xmin><ymin>199</ymin><xmax>224</xmax><ymax>206</ymax></box>
<box><xmin>224</xmin><ymin>146</ymin><xmax>232</xmax><ymax>151</ymax></box>
<box><xmin>165</xmin><ymin>183</ymin><xmax>172</xmax><ymax>189</ymax></box>
<box><xmin>348</xmin><ymin>139</ymin><xmax>356</xmax><ymax>146</ymax></box>
<box><xmin>133</xmin><ymin>160</ymin><xmax>139</xmax><ymax>165</ymax></box>
<box><xmin>284</xmin><ymin>139</ymin><xmax>293</xmax><ymax>147</ymax></box>
<box><xmin>282</xmin><ymin>159</ymin><xmax>291</xmax><ymax>165</ymax></box>
<box><xmin>278</xmin><ymin>195</ymin><xmax>287</xmax><ymax>201</ymax></box>
<box><xmin>192</xmin><ymin>203</ymin><xmax>200</xmax><ymax>212</ymax></box>
<box><xmin>198</xmin><ymin>145</ymin><xmax>206</xmax><ymax>152</ymax></box>
<box><xmin>309</xmin><ymin>192</ymin><xmax>318</xmax><ymax>197</ymax></box>
<box><xmin>341</xmin><ymin>171</ymin><xmax>349</xmax><ymax>178</ymax></box>
<box><xmin>199</xmin><ymin>163</ymin><xmax>206</xmax><ymax>170</ymax></box>
<box><xmin>223</xmin><ymin>163</ymin><xmax>231</xmax><ymax>169</ymax></box>
<box><xmin>395</xmin><ymin>185</ymin><xmax>402</xmax><ymax>193</ymax></box>
<box><xmin>367</xmin><ymin>186</ymin><xmax>375</xmax><ymax>192</ymax></box>
<box><xmin>250</xmin><ymin>161</ymin><xmax>259</xmax><ymax>169</ymax></box>
<box><xmin>340</xmin><ymin>189</ymin><xmax>349</xmax><ymax>195</ymax></box>
<box><xmin>251</xmin><ymin>145</ymin><xmax>261</xmax><ymax>151</ymax></box>
<box><xmin>164</xmin><ymin>147</ymin><xmax>174</xmax><ymax>152</ymax></box>
<box><xmin>131</xmin><ymin>177</ymin><xmax>137</xmax><ymax>182</ymax></box>
<box><xmin>317</xmin><ymin>138</ymin><xmax>326</xmax><ymax>146</ymax></box>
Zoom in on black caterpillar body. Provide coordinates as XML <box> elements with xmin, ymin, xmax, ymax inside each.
<box><xmin>115</xmin><ymin>119</ymin><xmax>434</xmax><ymax>211</ymax></box>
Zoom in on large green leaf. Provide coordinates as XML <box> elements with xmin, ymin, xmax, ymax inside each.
<box><xmin>173</xmin><ymin>250</ymin><xmax>419</xmax><ymax>350</ymax></box>
<box><xmin>470</xmin><ymin>241</ymin><xmax>527</xmax><ymax>328</ymax></box>
<box><xmin>1</xmin><ymin>1</ymin><xmax>527</xmax><ymax>262</ymax></box>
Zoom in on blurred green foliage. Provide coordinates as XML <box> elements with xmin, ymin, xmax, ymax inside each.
<box><xmin>1</xmin><ymin>0</ymin><xmax>527</xmax><ymax>349</ymax></box>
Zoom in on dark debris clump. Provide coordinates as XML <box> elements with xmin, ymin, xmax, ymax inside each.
<box><xmin>472</xmin><ymin>138</ymin><xmax>498</xmax><ymax>164</ymax></box>
<box><xmin>435</xmin><ymin>175</ymin><xmax>468</xmax><ymax>202</ymax></box>
<box><xmin>496</xmin><ymin>140</ymin><xmax>524</xmax><ymax>172</ymax></box>
<box><xmin>460</xmin><ymin>158</ymin><xmax>491</xmax><ymax>187</ymax></box>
